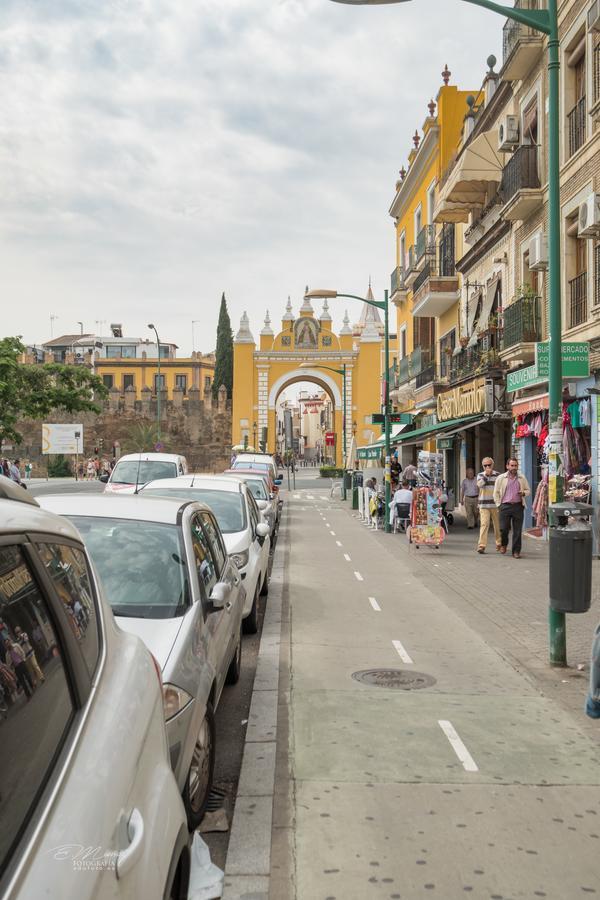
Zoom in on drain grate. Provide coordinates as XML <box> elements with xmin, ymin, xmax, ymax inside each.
<box><xmin>351</xmin><ymin>668</ymin><xmax>436</xmax><ymax>690</ymax></box>
<box><xmin>206</xmin><ymin>785</ymin><xmax>228</xmax><ymax>812</ymax></box>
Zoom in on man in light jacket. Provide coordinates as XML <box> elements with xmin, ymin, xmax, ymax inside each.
<box><xmin>493</xmin><ymin>457</ymin><xmax>531</xmax><ymax>559</ymax></box>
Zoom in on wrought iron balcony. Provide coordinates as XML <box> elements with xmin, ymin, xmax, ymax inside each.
<box><xmin>404</xmin><ymin>245</ymin><xmax>419</xmax><ymax>288</ymax></box>
<box><xmin>390</xmin><ymin>266</ymin><xmax>406</xmax><ymax>301</ymax></box>
<box><xmin>397</xmin><ymin>347</ymin><xmax>426</xmax><ymax>386</ymax></box>
<box><xmin>501</xmin><ymin>1</ymin><xmax>544</xmax><ymax>81</ymax></box>
<box><xmin>415</xmin><ymin>224</ymin><xmax>436</xmax><ymax>263</ymax></box>
<box><xmin>501</xmin><ymin>295</ymin><xmax>542</xmax><ymax>349</ymax></box>
<box><xmin>449</xmin><ymin>344</ymin><xmax>502</xmax><ymax>384</ymax></box>
<box><xmin>499</xmin><ymin>145</ymin><xmax>541</xmax><ymax>221</ymax></box>
<box><xmin>415</xmin><ymin>358</ymin><xmax>440</xmax><ymax>390</ymax></box>
<box><xmin>569</xmin><ymin>272</ymin><xmax>587</xmax><ymax>329</ymax></box>
<box><xmin>411</xmin><ymin>224</ymin><xmax>459</xmax><ymax>318</ymax></box>
<box><xmin>567</xmin><ymin>97</ymin><xmax>586</xmax><ymax>158</ymax></box>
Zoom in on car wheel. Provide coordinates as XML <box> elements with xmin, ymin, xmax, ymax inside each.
<box><xmin>183</xmin><ymin>703</ymin><xmax>216</xmax><ymax>830</ymax></box>
<box><xmin>243</xmin><ymin>585</ymin><xmax>259</xmax><ymax>634</ymax></box>
<box><xmin>226</xmin><ymin>627</ymin><xmax>242</xmax><ymax>685</ymax></box>
<box><xmin>259</xmin><ymin>571</ymin><xmax>269</xmax><ymax>597</ymax></box>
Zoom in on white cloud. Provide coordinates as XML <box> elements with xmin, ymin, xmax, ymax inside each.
<box><xmin>0</xmin><ymin>0</ymin><xmax>501</xmax><ymax>350</ymax></box>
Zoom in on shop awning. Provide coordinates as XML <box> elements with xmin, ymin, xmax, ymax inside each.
<box><xmin>356</xmin><ymin>423</ymin><xmax>409</xmax><ymax>459</ymax></box>
<box><xmin>434</xmin><ymin>131</ymin><xmax>503</xmax><ymax>221</ymax></box>
<box><xmin>394</xmin><ymin>414</ymin><xmax>488</xmax><ymax>447</ymax></box>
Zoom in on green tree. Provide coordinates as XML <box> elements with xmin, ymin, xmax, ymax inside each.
<box><xmin>0</xmin><ymin>337</ymin><xmax>107</xmax><ymax>451</ymax></box>
<box><xmin>212</xmin><ymin>292</ymin><xmax>233</xmax><ymax>400</ymax></box>
<box><xmin>121</xmin><ymin>421</ymin><xmax>169</xmax><ymax>454</ymax></box>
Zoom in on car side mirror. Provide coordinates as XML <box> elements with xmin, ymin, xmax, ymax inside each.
<box><xmin>208</xmin><ymin>582</ymin><xmax>229</xmax><ymax>612</ymax></box>
<box><xmin>99</xmin><ymin>474</ymin><xmax>109</xmax><ymax>483</ymax></box>
<box><xmin>256</xmin><ymin>522</ymin><xmax>270</xmax><ymax>540</ymax></box>
<box><xmin>274</xmin><ymin>478</ymin><xmax>283</xmax><ymax>486</ymax></box>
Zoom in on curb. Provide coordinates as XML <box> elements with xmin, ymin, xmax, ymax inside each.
<box><xmin>222</xmin><ymin>508</ymin><xmax>287</xmax><ymax>900</ymax></box>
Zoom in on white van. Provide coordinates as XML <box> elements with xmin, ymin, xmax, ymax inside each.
<box><xmin>102</xmin><ymin>452</ymin><xmax>188</xmax><ymax>494</ymax></box>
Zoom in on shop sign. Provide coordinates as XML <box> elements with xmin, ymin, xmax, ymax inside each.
<box><xmin>507</xmin><ymin>342</ymin><xmax>590</xmax><ymax>393</ymax></box>
<box><xmin>511</xmin><ymin>394</ymin><xmax>549</xmax><ymax>416</ymax></box>
<box><xmin>436</xmin><ymin>378</ymin><xmax>486</xmax><ymax>422</ymax></box>
<box><xmin>437</xmin><ymin>437</ymin><xmax>454</xmax><ymax>450</ymax></box>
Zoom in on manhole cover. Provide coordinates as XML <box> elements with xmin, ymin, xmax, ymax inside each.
<box><xmin>351</xmin><ymin>668</ymin><xmax>436</xmax><ymax>690</ymax></box>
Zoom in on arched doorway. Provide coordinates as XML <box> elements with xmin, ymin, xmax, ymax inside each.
<box><xmin>273</xmin><ymin>378</ymin><xmax>337</xmax><ymax>465</ymax></box>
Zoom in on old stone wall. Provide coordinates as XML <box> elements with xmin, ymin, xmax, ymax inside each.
<box><xmin>10</xmin><ymin>385</ymin><xmax>232</xmax><ymax>476</ymax></box>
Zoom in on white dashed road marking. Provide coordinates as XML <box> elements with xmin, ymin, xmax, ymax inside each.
<box><xmin>293</xmin><ymin>494</ymin><xmax>300</xmax><ymax>499</ymax></box>
<box><xmin>392</xmin><ymin>639</ymin><xmax>413</xmax><ymax>664</ymax></box>
<box><xmin>369</xmin><ymin>597</ymin><xmax>381</xmax><ymax>612</ymax></box>
<box><xmin>330</xmin><ymin>531</ymin><xmax>336</xmax><ymax>536</ymax></box>
<box><xmin>438</xmin><ymin>720</ymin><xmax>479</xmax><ymax>772</ymax></box>
<box><xmin>336</xmin><ymin>541</ymin><xmax>342</xmax><ymax>547</ymax></box>
<box><xmin>354</xmin><ymin>571</ymin><xmax>364</xmax><ymax>582</ymax></box>
<box><xmin>343</xmin><ymin>553</ymin><xmax>351</xmax><ymax>562</ymax></box>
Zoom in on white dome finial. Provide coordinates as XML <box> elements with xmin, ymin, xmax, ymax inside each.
<box><xmin>235</xmin><ymin>311</ymin><xmax>255</xmax><ymax>344</ymax></box>
<box><xmin>261</xmin><ymin>310</ymin><xmax>274</xmax><ymax>336</ymax></box>
<box><xmin>340</xmin><ymin>310</ymin><xmax>352</xmax><ymax>335</ymax></box>
<box><xmin>282</xmin><ymin>296</ymin><xmax>294</xmax><ymax>321</ymax></box>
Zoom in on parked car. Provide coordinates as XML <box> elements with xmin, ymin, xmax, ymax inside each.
<box><xmin>230</xmin><ymin>459</ymin><xmax>283</xmax><ymax>494</ymax></box>
<box><xmin>0</xmin><ymin>476</ymin><xmax>190</xmax><ymax>900</ymax></box>
<box><xmin>222</xmin><ymin>471</ymin><xmax>280</xmax><ymax>535</ymax></box>
<box><xmin>37</xmin><ymin>493</ymin><xmax>244</xmax><ymax>830</ymax></box>
<box><xmin>140</xmin><ymin>476</ymin><xmax>270</xmax><ymax>634</ymax></box>
<box><xmin>102</xmin><ymin>453</ymin><xmax>188</xmax><ymax>493</ymax></box>
<box><xmin>231</xmin><ymin>454</ymin><xmax>280</xmax><ymax>483</ymax></box>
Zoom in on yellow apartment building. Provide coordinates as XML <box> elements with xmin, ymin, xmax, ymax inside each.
<box><xmin>95</xmin><ymin>352</ymin><xmax>216</xmax><ymax>399</ymax></box>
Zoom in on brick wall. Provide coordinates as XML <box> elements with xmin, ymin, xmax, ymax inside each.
<box><xmin>10</xmin><ymin>385</ymin><xmax>232</xmax><ymax>476</ymax></box>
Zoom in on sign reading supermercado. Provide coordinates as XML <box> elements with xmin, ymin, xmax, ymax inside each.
<box><xmin>42</xmin><ymin>424</ymin><xmax>83</xmax><ymax>455</ymax></box>
<box><xmin>506</xmin><ymin>342</ymin><xmax>589</xmax><ymax>393</ymax></box>
<box><xmin>437</xmin><ymin>378</ymin><xmax>486</xmax><ymax>422</ymax></box>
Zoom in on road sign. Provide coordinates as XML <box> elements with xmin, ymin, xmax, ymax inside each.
<box><xmin>368</xmin><ymin>413</ymin><xmax>413</xmax><ymax>425</ymax></box>
<box><xmin>325</xmin><ymin>432</ymin><xmax>335</xmax><ymax>447</ymax></box>
<box><xmin>42</xmin><ymin>424</ymin><xmax>84</xmax><ymax>455</ymax></box>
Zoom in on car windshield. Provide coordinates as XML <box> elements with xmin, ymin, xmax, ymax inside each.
<box><xmin>233</xmin><ymin>462</ymin><xmax>270</xmax><ymax>473</ymax></box>
<box><xmin>143</xmin><ymin>488</ymin><xmax>246</xmax><ymax>534</ymax></box>
<box><xmin>110</xmin><ymin>460</ymin><xmax>178</xmax><ymax>484</ymax></box>
<box><xmin>67</xmin><ymin>516</ymin><xmax>190</xmax><ymax>619</ymax></box>
<box><xmin>244</xmin><ymin>479</ymin><xmax>268</xmax><ymax>501</ymax></box>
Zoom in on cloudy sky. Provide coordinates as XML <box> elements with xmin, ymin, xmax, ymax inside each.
<box><xmin>0</xmin><ymin>0</ymin><xmax>502</xmax><ymax>354</ymax></box>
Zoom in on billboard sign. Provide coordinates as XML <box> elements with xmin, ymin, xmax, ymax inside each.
<box><xmin>42</xmin><ymin>424</ymin><xmax>84</xmax><ymax>455</ymax></box>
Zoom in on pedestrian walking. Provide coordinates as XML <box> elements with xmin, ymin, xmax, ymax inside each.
<box><xmin>24</xmin><ymin>461</ymin><xmax>32</xmax><ymax>480</ymax></box>
<box><xmin>493</xmin><ymin>457</ymin><xmax>531</xmax><ymax>559</ymax></box>
<box><xmin>460</xmin><ymin>467</ymin><xmax>480</xmax><ymax>529</ymax></box>
<box><xmin>86</xmin><ymin>458</ymin><xmax>96</xmax><ymax>481</ymax></box>
<box><xmin>5</xmin><ymin>640</ymin><xmax>34</xmax><ymax>698</ymax></box>
<box><xmin>403</xmin><ymin>462</ymin><xmax>417</xmax><ymax>486</ymax></box>
<box><xmin>476</xmin><ymin>457</ymin><xmax>501</xmax><ymax>554</ymax></box>
<box><xmin>9</xmin><ymin>459</ymin><xmax>22</xmax><ymax>484</ymax></box>
<box><xmin>14</xmin><ymin>626</ymin><xmax>45</xmax><ymax>685</ymax></box>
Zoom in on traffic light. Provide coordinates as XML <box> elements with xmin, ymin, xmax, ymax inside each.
<box><xmin>98</xmin><ymin>438</ymin><xmax>104</xmax><ymax>449</ymax></box>
<box><xmin>260</xmin><ymin>427</ymin><xmax>268</xmax><ymax>453</ymax></box>
<box><xmin>94</xmin><ymin>446</ymin><xmax>99</xmax><ymax>455</ymax></box>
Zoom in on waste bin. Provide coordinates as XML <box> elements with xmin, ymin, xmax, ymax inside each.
<box><xmin>549</xmin><ymin>523</ymin><xmax>593</xmax><ymax>613</ymax></box>
<box><xmin>342</xmin><ymin>469</ymin><xmax>352</xmax><ymax>501</ymax></box>
<box><xmin>352</xmin><ymin>471</ymin><xmax>364</xmax><ymax>510</ymax></box>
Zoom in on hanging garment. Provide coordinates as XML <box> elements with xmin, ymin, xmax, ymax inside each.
<box><xmin>567</xmin><ymin>401</ymin><xmax>581</xmax><ymax>429</ymax></box>
<box><xmin>532</xmin><ymin>479</ymin><xmax>549</xmax><ymax>528</ymax></box>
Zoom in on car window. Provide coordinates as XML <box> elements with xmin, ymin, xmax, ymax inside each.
<box><xmin>191</xmin><ymin>516</ymin><xmax>217</xmax><ymax>598</ymax></box>
<box><xmin>245</xmin><ymin>479</ymin><xmax>268</xmax><ymax>501</ymax></box>
<box><xmin>246</xmin><ymin>492</ymin><xmax>259</xmax><ymax>537</ymax></box>
<box><xmin>36</xmin><ymin>544</ymin><xmax>100</xmax><ymax>679</ymax></box>
<box><xmin>111</xmin><ymin>460</ymin><xmax>177</xmax><ymax>484</ymax></box>
<box><xmin>0</xmin><ymin>545</ymin><xmax>75</xmax><ymax>877</ymax></box>
<box><xmin>68</xmin><ymin>517</ymin><xmax>191</xmax><ymax>620</ymax></box>
<box><xmin>200</xmin><ymin>513</ymin><xmax>227</xmax><ymax>575</ymax></box>
<box><xmin>143</xmin><ymin>488</ymin><xmax>247</xmax><ymax>534</ymax></box>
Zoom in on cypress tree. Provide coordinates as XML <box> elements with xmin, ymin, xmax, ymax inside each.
<box><xmin>212</xmin><ymin>292</ymin><xmax>233</xmax><ymax>399</ymax></box>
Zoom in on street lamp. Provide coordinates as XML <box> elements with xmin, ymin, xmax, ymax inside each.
<box><xmin>253</xmin><ymin>421</ymin><xmax>258</xmax><ymax>450</ymax></box>
<box><xmin>300</xmin><ymin>361</ymin><xmax>348</xmax><ymax>474</ymax></box>
<box><xmin>305</xmin><ymin>288</ymin><xmax>392</xmax><ymax>532</ymax></box>
<box><xmin>147</xmin><ymin>323</ymin><xmax>162</xmax><ymax>443</ymax></box>
<box><xmin>329</xmin><ymin>0</ymin><xmax>565</xmax><ymax>664</ymax></box>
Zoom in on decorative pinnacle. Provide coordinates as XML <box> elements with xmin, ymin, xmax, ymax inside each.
<box><xmin>466</xmin><ymin>95</ymin><xmax>476</xmax><ymax>116</ymax></box>
<box><xmin>428</xmin><ymin>98</ymin><xmax>436</xmax><ymax>118</ymax></box>
<box><xmin>487</xmin><ymin>54</ymin><xmax>497</xmax><ymax>73</ymax></box>
<box><xmin>442</xmin><ymin>63</ymin><xmax>451</xmax><ymax>86</ymax></box>
<box><xmin>399</xmin><ymin>166</ymin><xmax>407</xmax><ymax>181</ymax></box>
<box><xmin>413</xmin><ymin>130</ymin><xmax>420</xmax><ymax>149</ymax></box>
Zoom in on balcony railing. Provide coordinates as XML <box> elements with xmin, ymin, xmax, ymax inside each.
<box><xmin>502</xmin><ymin>1</ymin><xmax>539</xmax><ymax>60</ymax></box>
<box><xmin>569</xmin><ymin>272</ymin><xmax>588</xmax><ymax>328</ymax></box>
<box><xmin>413</xmin><ymin>260</ymin><xmax>432</xmax><ymax>295</ymax></box>
<box><xmin>500</xmin><ymin>145</ymin><xmax>540</xmax><ymax>206</ymax></box>
<box><xmin>449</xmin><ymin>343</ymin><xmax>503</xmax><ymax>383</ymax></box>
<box><xmin>594</xmin><ymin>44</ymin><xmax>600</xmax><ymax>106</ymax></box>
<box><xmin>390</xmin><ymin>266</ymin><xmax>406</xmax><ymax>296</ymax></box>
<box><xmin>501</xmin><ymin>295</ymin><xmax>542</xmax><ymax>349</ymax></box>
<box><xmin>568</xmin><ymin>97</ymin><xmax>586</xmax><ymax>158</ymax></box>
<box><xmin>407</xmin><ymin>245</ymin><xmax>417</xmax><ymax>272</ymax></box>
<box><xmin>415</xmin><ymin>358</ymin><xmax>439</xmax><ymax>390</ymax></box>
<box><xmin>397</xmin><ymin>347</ymin><xmax>427</xmax><ymax>386</ymax></box>
<box><xmin>412</xmin><ymin>225</ymin><xmax>457</xmax><ymax>295</ymax></box>
<box><xmin>415</xmin><ymin>224</ymin><xmax>436</xmax><ymax>262</ymax></box>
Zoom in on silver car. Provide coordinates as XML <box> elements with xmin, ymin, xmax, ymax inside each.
<box><xmin>38</xmin><ymin>493</ymin><xmax>244</xmax><ymax>831</ymax></box>
<box><xmin>224</xmin><ymin>472</ymin><xmax>279</xmax><ymax>536</ymax></box>
<box><xmin>140</xmin><ymin>476</ymin><xmax>270</xmax><ymax>634</ymax></box>
<box><xmin>0</xmin><ymin>478</ymin><xmax>190</xmax><ymax>899</ymax></box>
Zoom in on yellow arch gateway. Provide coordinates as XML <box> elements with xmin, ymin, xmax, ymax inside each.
<box><xmin>232</xmin><ymin>293</ymin><xmax>385</xmax><ymax>468</ymax></box>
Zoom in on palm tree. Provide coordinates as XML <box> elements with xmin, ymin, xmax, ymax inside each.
<box><xmin>121</xmin><ymin>422</ymin><xmax>169</xmax><ymax>454</ymax></box>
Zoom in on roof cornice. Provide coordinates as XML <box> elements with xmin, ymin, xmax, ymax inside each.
<box><xmin>389</xmin><ymin>124</ymin><xmax>439</xmax><ymax>220</ymax></box>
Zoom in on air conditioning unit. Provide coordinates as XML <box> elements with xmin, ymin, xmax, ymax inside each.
<box><xmin>528</xmin><ymin>232</ymin><xmax>548</xmax><ymax>270</ymax></box>
<box><xmin>589</xmin><ymin>0</ymin><xmax>600</xmax><ymax>32</ymax></box>
<box><xmin>578</xmin><ymin>193</ymin><xmax>600</xmax><ymax>238</ymax></box>
<box><xmin>498</xmin><ymin>115</ymin><xmax>520</xmax><ymax>152</ymax></box>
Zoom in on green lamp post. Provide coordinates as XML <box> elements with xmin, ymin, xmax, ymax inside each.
<box><xmin>330</xmin><ymin>0</ymin><xmax>565</xmax><ymax>664</ymax></box>
<box><xmin>305</xmin><ymin>288</ymin><xmax>392</xmax><ymax>532</ymax></box>
<box><xmin>148</xmin><ymin>323</ymin><xmax>162</xmax><ymax>444</ymax></box>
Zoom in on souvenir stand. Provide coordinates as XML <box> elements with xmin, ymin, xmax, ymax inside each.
<box><xmin>409</xmin><ymin>485</ymin><xmax>446</xmax><ymax>550</ymax></box>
